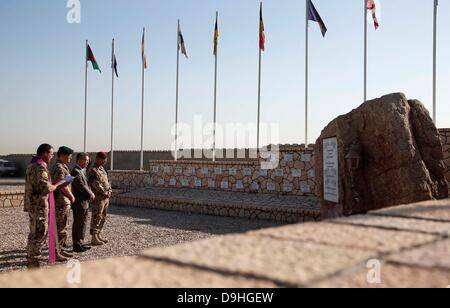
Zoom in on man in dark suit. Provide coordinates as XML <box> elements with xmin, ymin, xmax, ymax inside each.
<box><xmin>71</xmin><ymin>153</ymin><xmax>95</xmax><ymax>253</ymax></box>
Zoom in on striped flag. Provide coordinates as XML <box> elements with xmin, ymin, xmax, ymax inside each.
<box><xmin>214</xmin><ymin>13</ymin><xmax>219</xmax><ymax>56</ymax></box>
<box><xmin>141</xmin><ymin>28</ymin><xmax>148</xmax><ymax>69</ymax></box>
<box><xmin>259</xmin><ymin>2</ymin><xmax>265</xmax><ymax>51</ymax></box>
<box><xmin>307</xmin><ymin>0</ymin><xmax>327</xmax><ymax>37</ymax></box>
<box><xmin>367</xmin><ymin>0</ymin><xmax>380</xmax><ymax>30</ymax></box>
<box><xmin>178</xmin><ymin>22</ymin><xmax>188</xmax><ymax>58</ymax></box>
<box><xmin>87</xmin><ymin>44</ymin><xmax>101</xmax><ymax>73</ymax></box>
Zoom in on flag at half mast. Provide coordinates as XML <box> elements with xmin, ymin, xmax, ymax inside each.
<box><xmin>367</xmin><ymin>0</ymin><xmax>380</xmax><ymax>30</ymax></box>
<box><xmin>307</xmin><ymin>0</ymin><xmax>327</xmax><ymax>37</ymax></box>
<box><xmin>178</xmin><ymin>21</ymin><xmax>188</xmax><ymax>58</ymax></box>
<box><xmin>87</xmin><ymin>44</ymin><xmax>101</xmax><ymax>73</ymax></box>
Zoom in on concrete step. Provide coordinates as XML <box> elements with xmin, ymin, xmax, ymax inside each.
<box><xmin>112</xmin><ymin>187</ymin><xmax>320</xmax><ymax>223</ymax></box>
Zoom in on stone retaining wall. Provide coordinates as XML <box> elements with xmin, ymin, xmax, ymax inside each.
<box><xmin>0</xmin><ymin>190</ymin><xmax>24</xmax><ymax>208</ymax></box>
<box><xmin>110</xmin><ymin>145</ymin><xmax>316</xmax><ymax>197</ymax></box>
<box><xmin>440</xmin><ymin>129</ymin><xmax>450</xmax><ymax>187</ymax></box>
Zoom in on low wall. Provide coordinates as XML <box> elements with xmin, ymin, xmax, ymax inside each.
<box><xmin>0</xmin><ymin>190</ymin><xmax>24</xmax><ymax>208</ymax></box>
<box><xmin>440</xmin><ymin>129</ymin><xmax>450</xmax><ymax>187</ymax></box>
<box><xmin>110</xmin><ymin>145</ymin><xmax>316</xmax><ymax>196</ymax></box>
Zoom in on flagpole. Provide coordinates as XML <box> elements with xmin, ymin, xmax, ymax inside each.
<box><xmin>140</xmin><ymin>28</ymin><xmax>145</xmax><ymax>171</ymax></box>
<box><xmin>84</xmin><ymin>39</ymin><xmax>88</xmax><ymax>152</ymax></box>
<box><xmin>110</xmin><ymin>38</ymin><xmax>115</xmax><ymax>171</ymax></box>
<box><xmin>257</xmin><ymin>3</ymin><xmax>262</xmax><ymax>153</ymax></box>
<box><xmin>364</xmin><ymin>0</ymin><xmax>368</xmax><ymax>103</ymax></box>
<box><xmin>213</xmin><ymin>12</ymin><xmax>218</xmax><ymax>162</ymax></box>
<box><xmin>175</xmin><ymin>20</ymin><xmax>180</xmax><ymax>161</ymax></box>
<box><xmin>433</xmin><ymin>0</ymin><xmax>438</xmax><ymax>124</ymax></box>
<box><xmin>305</xmin><ymin>0</ymin><xmax>309</xmax><ymax>146</ymax></box>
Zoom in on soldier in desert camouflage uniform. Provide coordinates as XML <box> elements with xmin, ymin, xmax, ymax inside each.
<box><xmin>24</xmin><ymin>144</ymin><xmax>68</xmax><ymax>268</ymax></box>
<box><xmin>51</xmin><ymin>146</ymin><xmax>76</xmax><ymax>253</ymax></box>
<box><xmin>88</xmin><ymin>152</ymin><xmax>112</xmax><ymax>246</ymax></box>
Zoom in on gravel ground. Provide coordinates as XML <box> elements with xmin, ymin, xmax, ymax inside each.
<box><xmin>0</xmin><ymin>205</ymin><xmax>279</xmax><ymax>273</ymax></box>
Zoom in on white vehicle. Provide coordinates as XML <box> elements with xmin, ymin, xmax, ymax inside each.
<box><xmin>0</xmin><ymin>160</ymin><xmax>18</xmax><ymax>177</ymax></box>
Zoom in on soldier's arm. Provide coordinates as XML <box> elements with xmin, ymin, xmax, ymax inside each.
<box><xmin>88</xmin><ymin>170</ymin><xmax>109</xmax><ymax>198</ymax></box>
<box><xmin>54</xmin><ymin>166</ymin><xmax>75</xmax><ymax>200</ymax></box>
<box><xmin>38</xmin><ymin>166</ymin><xmax>58</xmax><ymax>193</ymax></box>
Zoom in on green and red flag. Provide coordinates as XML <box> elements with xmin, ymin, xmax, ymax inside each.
<box><xmin>259</xmin><ymin>2</ymin><xmax>265</xmax><ymax>51</ymax></box>
<box><xmin>87</xmin><ymin>44</ymin><xmax>101</xmax><ymax>73</ymax></box>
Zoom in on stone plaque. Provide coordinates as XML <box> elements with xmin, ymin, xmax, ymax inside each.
<box><xmin>194</xmin><ymin>179</ymin><xmax>202</xmax><ymax>187</ymax></box>
<box><xmin>323</xmin><ymin>137</ymin><xmax>339</xmax><ymax>203</ymax></box>
<box><xmin>292</xmin><ymin>169</ymin><xmax>301</xmax><ymax>177</ymax></box>
<box><xmin>235</xmin><ymin>181</ymin><xmax>244</xmax><ymax>189</ymax></box>
<box><xmin>214</xmin><ymin>167</ymin><xmax>223</xmax><ymax>175</ymax></box>
<box><xmin>283</xmin><ymin>183</ymin><xmax>293</xmax><ymax>192</ymax></box>
<box><xmin>164</xmin><ymin>166</ymin><xmax>171</xmax><ymax>174</ymax></box>
<box><xmin>301</xmin><ymin>153</ymin><xmax>312</xmax><ymax>162</ymax></box>
<box><xmin>151</xmin><ymin>166</ymin><xmax>159</xmax><ymax>173</ymax></box>
<box><xmin>181</xmin><ymin>179</ymin><xmax>189</xmax><ymax>187</ymax></box>
<box><xmin>267</xmin><ymin>182</ymin><xmax>276</xmax><ymax>191</ymax></box>
<box><xmin>243</xmin><ymin>168</ymin><xmax>252</xmax><ymax>176</ymax></box>
<box><xmin>301</xmin><ymin>183</ymin><xmax>311</xmax><ymax>193</ymax></box>
<box><xmin>284</xmin><ymin>154</ymin><xmax>294</xmax><ymax>162</ymax></box>
<box><xmin>229</xmin><ymin>168</ymin><xmax>237</xmax><ymax>175</ymax></box>
<box><xmin>158</xmin><ymin>179</ymin><xmax>165</xmax><ymax>186</ymax></box>
<box><xmin>169</xmin><ymin>178</ymin><xmax>176</xmax><ymax>186</ymax></box>
<box><xmin>251</xmin><ymin>182</ymin><xmax>260</xmax><ymax>190</ymax></box>
<box><xmin>275</xmin><ymin>169</ymin><xmax>284</xmax><ymax>177</ymax></box>
<box><xmin>175</xmin><ymin>167</ymin><xmax>183</xmax><ymax>175</ymax></box>
<box><xmin>259</xmin><ymin>169</ymin><xmax>268</xmax><ymax>177</ymax></box>
<box><xmin>221</xmin><ymin>181</ymin><xmax>229</xmax><ymax>189</ymax></box>
<box><xmin>201</xmin><ymin>167</ymin><xmax>209</xmax><ymax>175</ymax></box>
<box><xmin>208</xmin><ymin>180</ymin><xmax>216</xmax><ymax>188</ymax></box>
<box><xmin>186</xmin><ymin>167</ymin><xmax>195</xmax><ymax>174</ymax></box>
<box><xmin>308</xmin><ymin>169</ymin><xmax>315</xmax><ymax>178</ymax></box>
<box><xmin>147</xmin><ymin>177</ymin><xmax>153</xmax><ymax>186</ymax></box>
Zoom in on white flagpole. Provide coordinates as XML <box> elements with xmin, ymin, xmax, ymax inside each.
<box><xmin>140</xmin><ymin>28</ymin><xmax>145</xmax><ymax>171</ymax></box>
<box><xmin>111</xmin><ymin>38</ymin><xmax>115</xmax><ymax>170</ymax></box>
<box><xmin>84</xmin><ymin>40</ymin><xmax>88</xmax><ymax>152</ymax></box>
<box><xmin>364</xmin><ymin>0</ymin><xmax>368</xmax><ymax>103</ymax></box>
<box><xmin>305</xmin><ymin>0</ymin><xmax>309</xmax><ymax>146</ymax></box>
<box><xmin>175</xmin><ymin>20</ymin><xmax>181</xmax><ymax>161</ymax></box>
<box><xmin>213</xmin><ymin>12</ymin><xmax>219</xmax><ymax>162</ymax></box>
<box><xmin>433</xmin><ymin>0</ymin><xmax>438</xmax><ymax>124</ymax></box>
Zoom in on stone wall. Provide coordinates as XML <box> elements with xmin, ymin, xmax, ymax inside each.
<box><xmin>440</xmin><ymin>129</ymin><xmax>450</xmax><ymax>188</ymax></box>
<box><xmin>0</xmin><ymin>190</ymin><xmax>24</xmax><ymax>208</ymax></box>
<box><xmin>110</xmin><ymin>145</ymin><xmax>316</xmax><ymax>196</ymax></box>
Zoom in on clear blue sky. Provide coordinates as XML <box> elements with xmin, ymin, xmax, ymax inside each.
<box><xmin>1</xmin><ymin>0</ymin><xmax>449</xmax><ymax>155</ymax></box>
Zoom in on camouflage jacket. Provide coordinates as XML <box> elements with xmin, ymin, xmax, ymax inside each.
<box><xmin>88</xmin><ymin>165</ymin><xmax>112</xmax><ymax>200</ymax></box>
<box><xmin>24</xmin><ymin>161</ymin><xmax>51</xmax><ymax>212</ymax></box>
<box><xmin>51</xmin><ymin>160</ymin><xmax>71</xmax><ymax>206</ymax></box>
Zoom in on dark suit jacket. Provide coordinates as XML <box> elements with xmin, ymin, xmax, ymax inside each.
<box><xmin>71</xmin><ymin>165</ymin><xmax>93</xmax><ymax>210</ymax></box>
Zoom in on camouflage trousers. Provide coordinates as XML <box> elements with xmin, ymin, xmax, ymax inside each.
<box><xmin>27</xmin><ymin>204</ymin><xmax>49</xmax><ymax>260</ymax></box>
<box><xmin>56</xmin><ymin>203</ymin><xmax>71</xmax><ymax>248</ymax></box>
<box><xmin>90</xmin><ymin>199</ymin><xmax>109</xmax><ymax>235</ymax></box>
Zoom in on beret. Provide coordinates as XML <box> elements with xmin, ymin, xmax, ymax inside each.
<box><xmin>97</xmin><ymin>152</ymin><xmax>108</xmax><ymax>159</ymax></box>
<box><xmin>58</xmin><ymin>146</ymin><xmax>74</xmax><ymax>156</ymax></box>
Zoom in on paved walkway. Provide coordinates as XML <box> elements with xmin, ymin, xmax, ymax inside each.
<box><xmin>0</xmin><ymin>199</ymin><xmax>448</xmax><ymax>287</ymax></box>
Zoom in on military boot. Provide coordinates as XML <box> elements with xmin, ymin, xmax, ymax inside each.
<box><xmin>60</xmin><ymin>250</ymin><xmax>74</xmax><ymax>258</ymax></box>
<box><xmin>91</xmin><ymin>233</ymin><xmax>104</xmax><ymax>246</ymax></box>
<box><xmin>98</xmin><ymin>233</ymin><xmax>109</xmax><ymax>244</ymax></box>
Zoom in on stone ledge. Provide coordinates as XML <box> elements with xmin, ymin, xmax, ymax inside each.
<box><xmin>0</xmin><ymin>199</ymin><xmax>448</xmax><ymax>288</ymax></box>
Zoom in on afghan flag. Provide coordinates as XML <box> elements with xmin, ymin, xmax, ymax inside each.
<box><xmin>367</xmin><ymin>0</ymin><xmax>380</xmax><ymax>30</ymax></box>
<box><xmin>213</xmin><ymin>13</ymin><xmax>219</xmax><ymax>56</ymax></box>
<box><xmin>87</xmin><ymin>44</ymin><xmax>101</xmax><ymax>73</ymax></box>
<box><xmin>142</xmin><ymin>28</ymin><xmax>148</xmax><ymax>69</ymax></box>
<box><xmin>259</xmin><ymin>2</ymin><xmax>265</xmax><ymax>51</ymax></box>
<box><xmin>178</xmin><ymin>22</ymin><xmax>188</xmax><ymax>58</ymax></box>
<box><xmin>307</xmin><ymin>0</ymin><xmax>327</xmax><ymax>37</ymax></box>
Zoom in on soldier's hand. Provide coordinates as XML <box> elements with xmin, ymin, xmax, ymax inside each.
<box><xmin>89</xmin><ymin>193</ymin><xmax>95</xmax><ymax>201</ymax></box>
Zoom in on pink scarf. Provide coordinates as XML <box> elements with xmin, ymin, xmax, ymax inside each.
<box><xmin>31</xmin><ymin>156</ymin><xmax>56</xmax><ymax>264</ymax></box>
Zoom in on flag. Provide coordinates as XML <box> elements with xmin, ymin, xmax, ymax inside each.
<box><xmin>259</xmin><ymin>2</ymin><xmax>265</xmax><ymax>51</ymax></box>
<box><xmin>367</xmin><ymin>0</ymin><xmax>380</xmax><ymax>30</ymax></box>
<box><xmin>112</xmin><ymin>54</ymin><xmax>118</xmax><ymax>78</ymax></box>
<box><xmin>178</xmin><ymin>22</ymin><xmax>188</xmax><ymax>58</ymax></box>
<box><xmin>307</xmin><ymin>0</ymin><xmax>327</xmax><ymax>37</ymax></box>
<box><xmin>141</xmin><ymin>28</ymin><xmax>148</xmax><ymax>69</ymax></box>
<box><xmin>87</xmin><ymin>44</ymin><xmax>101</xmax><ymax>73</ymax></box>
<box><xmin>214</xmin><ymin>13</ymin><xmax>219</xmax><ymax>56</ymax></box>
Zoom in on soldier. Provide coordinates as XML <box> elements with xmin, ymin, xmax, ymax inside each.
<box><xmin>51</xmin><ymin>146</ymin><xmax>76</xmax><ymax>256</ymax></box>
<box><xmin>88</xmin><ymin>152</ymin><xmax>112</xmax><ymax>246</ymax></box>
<box><xmin>24</xmin><ymin>144</ymin><xmax>69</xmax><ymax>268</ymax></box>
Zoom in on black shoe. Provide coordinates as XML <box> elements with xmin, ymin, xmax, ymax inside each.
<box><xmin>81</xmin><ymin>245</ymin><xmax>92</xmax><ymax>250</ymax></box>
<box><xmin>73</xmin><ymin>245</ymin><xmax>88</xmax><ymax>253</ymax></box>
